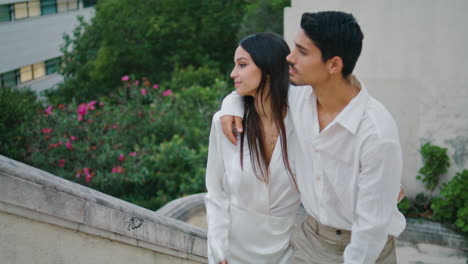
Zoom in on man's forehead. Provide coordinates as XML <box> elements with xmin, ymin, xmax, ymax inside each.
<box><xmin>294</xmin><ymin>28</ymin><xmax>315</xmax><ymax>49</ymax></box>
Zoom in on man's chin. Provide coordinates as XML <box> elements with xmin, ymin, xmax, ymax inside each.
<box><xmin>289</xmin><ymin>77</ymin><xmax>303</xmax><ymax>86</ymax></box>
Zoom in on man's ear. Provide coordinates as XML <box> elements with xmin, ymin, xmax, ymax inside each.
<box><xmin>327</xmin><ymin>56</ymin><xmax>343</xmax><ymax>75</ymax></box>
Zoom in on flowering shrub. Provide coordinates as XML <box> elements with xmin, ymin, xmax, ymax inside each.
<box><xmin>20</xmin><ymin>70</ymin><xmax>230</xmax><ymax>210</ymax></box>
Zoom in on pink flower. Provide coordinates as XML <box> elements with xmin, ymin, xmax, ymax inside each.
<box><xmin>129</xmin><ymin>152</ymin><xmax>137</xmax><ymax>156</ymax></box>
<box><xmin>77</xmin><ymin>103</ymin><xmax>88</xmax><ymax>121</ymax></box>
<box><xmin>57</xmin><ymin>141</ymin><xmax>63</xmax><ymax>147</ymax></box>
<box><xmin>119</xmin><ymin>154</ymin><xmax>125</xmax><ymax>162</ymax></box>
<box><xmin>66</xmin><ymin>141</ymin><xmax>73</xmax><ymax>150</ymax></box>
<box><xmin>127</xmin><ymin>83</ymin><xmax>131</xmax><ymax>87</ymax></box>
<box><xmin>112</xmin><ymin>166</ymin><xmax>125</xmax><ymax>173</ymax></box>
<box><xmin>84</xmin><ymin>167</ymin><xmax>90</xmax><ymax>175</ymax></box>
<box><xmin>112</xmin><ymin>124</ymin><xmax>118</xmax><ymax>129</ymax></box>
<box><xmin>85</xmin><ymin>175</ymin><xmax>92</xmax><ymax>183</ymax></box>
<box><xmin>58</xmin><ymin>159</ymin><xmax>65</xmax><ymax>167</ymax></box>
<box><xmin>87</xmin><ymin>100</ymin><xmax>96</xmax><ymax>110</ymax></box>
<box><xmin>163</xmin><ymin>89</ymin><xmax>173</xmax><ymax>97</ymax></box>
<box><xmin>152</xmin><ymin>84</ymin><xmax>159</xmax><ymax>89</ymax></box>
<box><xmin>99</xmin><ymin>102</ymin><xmax>104</xmax><ymax>107</ymax></box>
<box><xmin>42</xmin><ymin>128</ymin><xmax>52</xmax><ymax>134</ymax></box>
<box><xmin>141</xmin><ymin>88</ymin><xmax>147</xmax><ymax>96</ymax></box>
<box><xmin>78</xmin><ymin>103</ymin><xmax>87</xmax><ymax>115</ymax></box>
<box><xmin>44</xmin><ymin>105</ymin><xmax>53</xmax><ymax>116</ymax></box>
<box><xmin>134</xmin><ymin>80</ymin><xmax>140</xmax><ymax>86</ymax></box>
<box><xmin>121</xmin><ymin>75</ymin><xmax>130</xmax><ymax>81</ymax></box>
<box><xmin>70</xmin><ymin>136</ymin><xmax>77</xmax><ymax>141</ymax></box>
<box><xmin>76</xmin><ymin>172</ymin><xmax>81</xmax><ymax>178</ymax></box>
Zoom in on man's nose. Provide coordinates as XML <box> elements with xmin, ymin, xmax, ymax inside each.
<box><xmin>286</xmin><ymin>52</ymin><xmax>295</xmax><ymax>64</ymax></box>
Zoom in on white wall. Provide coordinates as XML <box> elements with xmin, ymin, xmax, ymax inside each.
<box><xmin>284</xmin><ymin>0</ymin><xmax>468</xmax><ymax>196</ymax></box>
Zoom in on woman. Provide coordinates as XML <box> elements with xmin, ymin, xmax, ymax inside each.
<box><xmin>204</xmin><ymin>33</ymin><xmax>300</xmax><ymax>264</ymax></box>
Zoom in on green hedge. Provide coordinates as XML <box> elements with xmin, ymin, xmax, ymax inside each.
<box><xmin>0</xmin><ymin>86</ymin><xmax>42</xmax><ymax>160</ymax></box>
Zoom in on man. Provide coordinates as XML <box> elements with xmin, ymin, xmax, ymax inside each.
<box><xmin>219</xmin><ymin>11</ymin><xmax>406</xmax><ymax>263</ymax></box>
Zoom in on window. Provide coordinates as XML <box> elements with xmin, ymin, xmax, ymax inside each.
<box><xmin>14</xmin><ymin>0</ymin><xmax>41</xmax><ymax>19</ymax></box>
<box><xmin>1</xmin><ymin>0</ymin><xmax>84</xmax><ymax>22</ymax></box>
<box><xmin>14</xmin><ymin>2</ymin><xmax>28</xmax><ymax>19</ymax></box>
<box><xmin>57</xmin><ymin>0</ymin><xmax>78</xmax><ymax>12</ymax></box>
<box><xmin>83</xmin><ymin>0</ymin><xmax>97</xmax><ymax>8</ymax></box>
<box><xmin>0</xmin><ymin>70</ymin><xmax>19</xmax><ymax>88</ymax></box>
<box><xmin>33</xmin><ymin>62</ymin><xmax>46</xmax><ymax>79</ymax></box>
<box><xmin>2</xmin><ymin>58</ymin><xmax>61</xmax><ymax>87</ymax></box>
<box><xmin>0</xmin><ymin>5</ymin><xmax>11</xmax><ymax>22</ymax></box>
<box><xmin>19</xmin><ymin>62</ymin><xmax>46</xmax><ymax>83</ymax></box>
<box><xmin>41</xmin><ymin>0</ymin><xmax>57</xmax><ymax>15</ymax></box>
<box><xmin>28</xmin><ymin>0</ymin><xmax>41</xmax><ymax>17</ymax></box>
<box><xmin>46</xmin><ymin>57</ymin><xmax>61</xmax><ymax>74</ymax></box>
<box><xmin>20</xmin><ymin>65</ymin><xmax>33</xmax><ymax>83</ymax></box>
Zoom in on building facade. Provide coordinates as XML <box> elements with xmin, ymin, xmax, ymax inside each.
<box><xmin>0</xmin><ymin>0</ymin><xmax>96</xmax><ymax>93</ymax></box>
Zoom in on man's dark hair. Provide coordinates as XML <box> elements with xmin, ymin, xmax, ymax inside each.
<box><xmin>301</xmin><ymin>11</ymin><xmax>364</xmax><ymax>77</ymax></box>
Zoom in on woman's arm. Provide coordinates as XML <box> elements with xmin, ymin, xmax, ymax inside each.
<box><xmin>205</xmin><ymin>112</ymin><xmax>231</xmax><ymax>263</ymax></box>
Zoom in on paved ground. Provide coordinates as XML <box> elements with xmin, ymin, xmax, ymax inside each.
<box><xmin>396</xmin><ymin>240</ymin><xmax>467</xmax><ymax>264</ymax></box>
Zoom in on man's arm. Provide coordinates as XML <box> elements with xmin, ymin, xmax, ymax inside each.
<box><xmin>219</xmin><ymin>85</ymin><xmax>312</xmax><ymax>144</ymax></box>
<box><xmin>344</xmin><ymin>137</ymin><xmax>403</xmax><ymax>264</ymax></box>
<box><xmin>219</xmin><ymin>92</ymin><xmax>244</xmax><ymax>145</ymax></box>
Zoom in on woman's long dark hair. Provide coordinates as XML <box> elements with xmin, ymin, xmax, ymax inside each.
<box><xmin>239</xmin><ymin>33</ymin><xmax>293</xmax><ymax>183</ymax></box>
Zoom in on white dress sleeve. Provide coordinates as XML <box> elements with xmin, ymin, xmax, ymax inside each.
<box><xmin>204</xmin><ymin>112</ymin><xmax>231</xmax><ymax>263</ymax></box>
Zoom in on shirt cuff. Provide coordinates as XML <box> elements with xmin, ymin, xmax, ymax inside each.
<box><xmin>219</xmin><ymin>91</ymin><xmax>243</xmax><ymax>118</ymax></box>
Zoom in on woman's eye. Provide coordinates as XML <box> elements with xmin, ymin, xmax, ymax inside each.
<box><xmin>239</xmin><ymin>64</ymin><xmax>247</xmax><ymax>68</ymax></box>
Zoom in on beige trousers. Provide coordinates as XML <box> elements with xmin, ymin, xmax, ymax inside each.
<box><xmin>290</xmin><ymin>216</ymin><xmax>397</xmax><ymax>264</ymax></box>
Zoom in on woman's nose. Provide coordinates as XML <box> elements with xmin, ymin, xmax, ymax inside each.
<box><xmin>230</xmin><ymin>68</ymin><xmax>237</xmax><ymax>79</ymax></box>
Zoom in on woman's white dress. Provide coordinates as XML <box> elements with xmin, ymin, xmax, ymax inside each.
<box><xmin>205</xmin><ymin>111</ymin><xmax>300</xmax><ymax>264</ymax></box>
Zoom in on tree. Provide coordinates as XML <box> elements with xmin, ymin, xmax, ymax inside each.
<box><xmin>51</xmin><ymin>0</ymin><xmax>247</xmax><ymax>102</ymax></box>
<box><xmin>237</xmin><ymin>0</ymin><xmax>290</xmax><ymax>39</ymax></box>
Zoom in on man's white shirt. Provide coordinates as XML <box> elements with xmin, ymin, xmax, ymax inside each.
<box><xmin>220</xmin><ymin>79</ymin><xmax>406</xmax><ymax>264</ymax></box>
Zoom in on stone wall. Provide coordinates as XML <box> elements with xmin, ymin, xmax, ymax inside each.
<box><xmin>0</xmin><ymin>155</ymin><xmax>208</xmax><ymax>264</ymax></box>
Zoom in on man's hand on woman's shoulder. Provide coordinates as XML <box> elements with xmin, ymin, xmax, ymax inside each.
<box><xmin>220</xmin><ymin>115</ymin><xmax>243</xmax><ymax>145</ymax></box>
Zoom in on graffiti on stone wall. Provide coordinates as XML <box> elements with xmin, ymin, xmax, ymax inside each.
<box><xmin>127</xmin><ymin>217</ymin><xmax>144</xmax><ymax>230</ymax></box>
